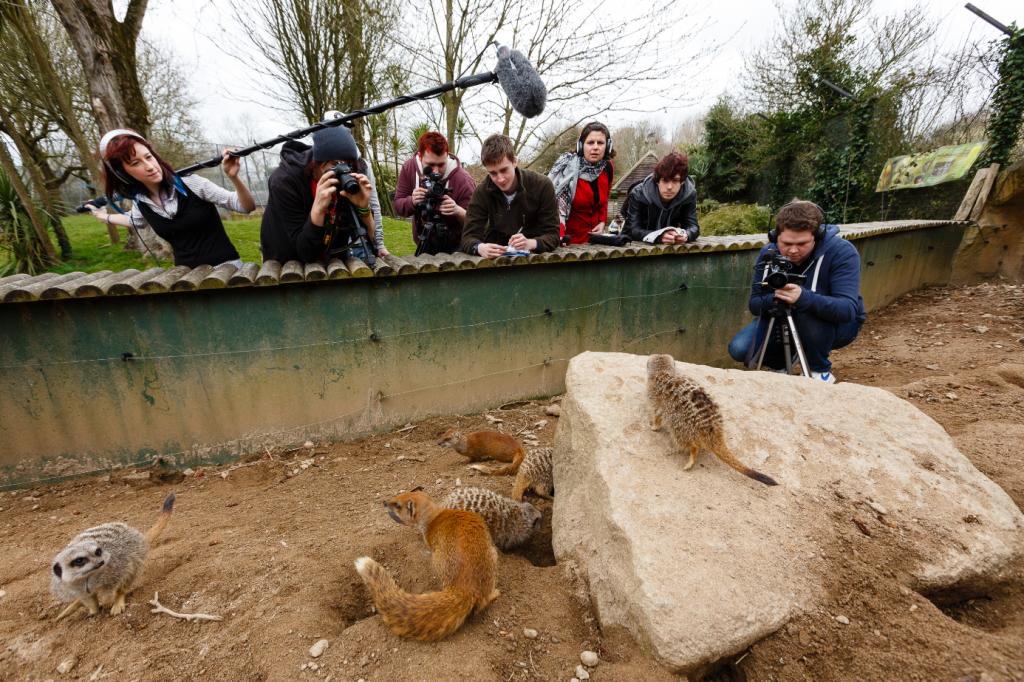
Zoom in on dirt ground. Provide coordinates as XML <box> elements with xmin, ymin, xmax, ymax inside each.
<box><xmin>2</xmin><ymin>282</ymin><xmax>1023</xmax><ymax>682</ymax></box>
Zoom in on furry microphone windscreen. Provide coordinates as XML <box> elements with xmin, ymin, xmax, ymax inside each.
<box><xmin>495</xmin><ymin>49</ymin><xmax>547</xmax><ymax>119</ymax></box>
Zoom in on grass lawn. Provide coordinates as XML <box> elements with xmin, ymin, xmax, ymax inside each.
<box><xmin>34</xmin><ymin>213</ymin><xmax>417</xmax><ymax>275</ymax></box>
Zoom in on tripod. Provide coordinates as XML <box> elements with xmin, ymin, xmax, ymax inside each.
<box><xmin>754</xmin><ymin>301</ymin><xmax>813</xmax><ymax>378</ymax></box>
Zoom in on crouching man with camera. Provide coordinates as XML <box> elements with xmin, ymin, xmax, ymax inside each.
<box><xmin>260</xmin><ymin>123</ymin><xmax>380</xmax><ymax>264</ymax></box>
<box><xmin>394</xmin><ymin>131</ymin><xmax>475</xmax><ymax>255</ymax></box>
<box><xmin>727</xmin><ymin>201</ymin><xmax>865</xmax><ymax>384</ymax></box>
<box><xmin>461</xmin><ymin>134</ymin><xmax>560</xmax><ymax>258</ymax></box>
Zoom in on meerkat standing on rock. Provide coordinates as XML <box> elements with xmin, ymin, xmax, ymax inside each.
<box><xmin>51</xmin><ymin>491</ymin><xmax>176</xmax><ymax>619</ymax></box>
<box><xmin>443</xmin><ymin>487</ymin><xmax>542</xmax><ymax>550</ymax></box>
<box><xmin>647</xmin><ymin>354</ymin><xmax>778</xmax><ymax>486</ymax></box>
<box><xmin>355</xmin><ymin>488</ymin><xmax>499</xmax><ymax>641</ymax></box>
<box><xmin>437</xmin><ymin>429</ymin><xmax>526</xmax><ymax>476</ymax></box>
<box><xmin>507</xmin><ymin>447</ymin><xmax>553</xmax><ymax>501</ymax></box>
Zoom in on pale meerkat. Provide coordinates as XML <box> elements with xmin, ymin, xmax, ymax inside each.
<box><xmin>442</xmin><ymin>487</ymin><xmax>542</xmax><ymax>550</ymax></box>
<box><xmin>51</xmin><ymin>491</ymin><xmax>176</xmax><ymax>619</ymax></box>
<box><xmin>646</xmin><ymin>354</ymin><xmax>778</xmax><ymax>486</ymax></box>
<box><xmin>508</xmin><ymin>447</ymin><xmax>553</xmax><ymax>502</ymax></box>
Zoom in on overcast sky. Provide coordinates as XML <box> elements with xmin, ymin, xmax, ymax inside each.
<box><xmin>138</xmin><ymin>0</ymin><xmax>1021</xmax><ymax>160</ymax></box>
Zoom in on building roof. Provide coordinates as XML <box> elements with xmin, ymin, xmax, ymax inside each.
<box><xmin>612</xmin><ymin>151</ymin><xmax>660</xmax><ymax>191</ymax></box>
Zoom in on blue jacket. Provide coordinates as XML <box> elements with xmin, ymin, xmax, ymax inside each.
<box><xmin>749</xmin><ymin>225</ymin><xmax>866</xmax><ymax>326</ymax></box>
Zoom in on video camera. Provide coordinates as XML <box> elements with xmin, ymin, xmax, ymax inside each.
<box><xmin>414</xmin><ymin>171</ymin><xmax>453</xmax><ymax>257</ymax></box>
<box><xmin>761</xmin><ymin>253</ymin><xmax>808</xmax><ymax>291</ymax></box>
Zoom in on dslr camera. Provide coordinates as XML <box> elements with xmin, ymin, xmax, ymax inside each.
<box><xmin>328</xmin><ymin>161</ymin><xmax>362</xmax><ymax>195</ymax></box>
<box><xmin>414</xmin><ymin>171</ymin><xmax>454</xmax><ymax>256</ymax></box>
<box><xmin>762</xmin><ymin>253</ymin><xmax>808</xmax><ymax>290</ymax></box>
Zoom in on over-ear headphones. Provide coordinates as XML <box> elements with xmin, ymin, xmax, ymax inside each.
<box><xmin>577</xmin><ymin>129</ymin><xmax>612</xmax><ymax>158</ymax></box>
<box><xmin>99</xmin><ymin>128</ymin><xmax>148</xmax><ymax>184</ymax></box>
<box><xmin>767</xmin><ymin>201</ymin><xmax>827</xmax><ymax>243</ymax></box>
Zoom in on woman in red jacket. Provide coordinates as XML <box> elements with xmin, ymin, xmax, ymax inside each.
<box><xmin>548</xmin><ymin>121</ymin><xmax>615</xmax><ymax>244</ymax></box>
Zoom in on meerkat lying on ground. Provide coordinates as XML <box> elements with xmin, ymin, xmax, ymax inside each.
<box><xmin>355</xmin><ymin>488</ymin><xmax>499</xmax><ymax>641</ymax></box>
<box><xmin>443</xmin><ymin>487</ymin><xmax>542</xmax><ymax>550</ymax></box>
<box><xmin>647</xmin><ymin>354</ymin><xmax>778</xmax><ymax>486</ymax></box>
<box><xmin>52</xmin><ymin>491</ymin><xmax>176</xmax><ymax>619</ymax></box>
<box><xmin>438</xmin><ymin>428</ymin><xmax>526</xmax><ymax>476</ymax></box>
<box><xmin>506</xmin><ymin>447</ymin><xmax>553</xmax><ymax>501</ymax></box>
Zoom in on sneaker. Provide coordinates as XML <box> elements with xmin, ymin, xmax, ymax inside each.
<box><xmin>811</xmin><ymin>370</ymin><xmax>836</xmax><ymax>384</ymax></box>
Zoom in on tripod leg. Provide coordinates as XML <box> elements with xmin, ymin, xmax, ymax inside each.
<box><xmin>781</xmin><ymin>324</ymin><xmax>794</xmax><ymax>375</ymax></box>
<box><xmin>755</xmin><ymin>317</ymin><xmax>776</xmax><ymax>370</ymax></box>
<box><xmin>785</xmin><ymin>309</ymin><xmax>812</xmax><ymax>379</ymax></box>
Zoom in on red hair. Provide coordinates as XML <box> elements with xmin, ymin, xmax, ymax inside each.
<box><xmin>418</xmin><ymin>132</ymin><xmax>449</xmax><ymax>157</ymax></box>
<box><xmin>101</xmin><ymin>132</ymin><xmax>177</xmax><ymax>198</ymax></box>
<box><xmin>653</xmin><ymin>152</ymin><xmax>689</xmax><ymax>184</ymax></box>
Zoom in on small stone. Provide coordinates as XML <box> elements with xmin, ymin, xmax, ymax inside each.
<box><xmin>868</xmin><ymin>502</ymin><xmax>888</xmax><ymax>515</ymax></box>
<box><xmin>523</xmin><ymin>628</ymin><xmax>538</xmax><ymax>639</ymax></box>
<box><xmin>581</xmin><ymin>651</ymin><xmax>600</xmax><ymax>667</ymax></box>
<box><xmin>545</xmin><ymin>404</ymin><xmax>561</xmax><ymax>417</ymax></box>
<box><xmin>304</xmin><ymin>441</ymin><xmax>314</xmax><ymax>449</ymax></box>
<box><xmin>535</xmin><ymin>420</ymin><xmax>548</xmax><ymax>428</ymax></box>
<box><xmin>384</xmin><ymin>442</ymin><xmax>391</xmax><ymax>448</ymax></box>
<box><xmin>359</xmin><ymin>654</ymin><xmax>369</xmax><ymax>667</ymax></box>
<box><xmin>925</xmin><ymin>364</ymin><xmax>940</xmax><ymax>370</ymax></box>
<box><xmin>0</xmin><ymin>590</ymin><xmax>6</xmax><ymax>598</ymax></box>
<box><xmin>436</xmin><ymin>479</ymin><xmax>442</xmax><ymax>484</ymax></box>
<box><xmin>551</xmin><ymin>636</ymin><xmax>559</xmax><ymax>643</ymax></box>
<box><xmin>575</xmin><ymin>664</ymin><xmax>590</xmax><ymax>680</ymax></box>
<box><xmin>310</xmin><ymin>639</ymin><xmax>329</xmax><ymax>658</ymax></box>
<box><xmin>183</xmin><ymin>468</ymin><xmax>195</xmax><ymax>476</ymax></box>
<box><xmin>974</xmin><ymin>326</ymin><xmax>989</xmax><ymax>334</ymax></box>
<box><xmin>56</xmin><ymin>656</ymin><xmax>77</xmax><ymax>674</ymax></box>
<box><xmin>301</xmin><ymin>663</ymin><xmax>308</xmax><ymax>671</ymax></box>
<box><xmin>456</xmin><ymin>478</ymin><xmax>461</xmax><ymax>486</ymax></box>
<box><xmin>835</xmin><ymin>615</ymin><xmax>850</xmax><ymax>625</ymax></box>
<box><xmin>308</xmin><ymin>663</ymin><xmax>318</xmax><ymax>671</ymax></box>
<box><xmin>910</xmin><ymin>604</ymin><xmax>918</xmax><ymax>612</ymax></box>
<box><xmin>945</xmin><ymin>393</ymin><xmax>958</xmax><ymax>400</ymax></box>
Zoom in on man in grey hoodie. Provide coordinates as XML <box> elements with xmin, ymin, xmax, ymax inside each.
<box><xmin>622</xmin><ymin>152</ymin><xmax>699</xmax><ymax>244</ymax></box>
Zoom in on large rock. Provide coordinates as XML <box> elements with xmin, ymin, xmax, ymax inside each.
<box><xmin>552</xmin><ymin>352</ymin><xmax>1024</xmax><ymax>677</ymax></box>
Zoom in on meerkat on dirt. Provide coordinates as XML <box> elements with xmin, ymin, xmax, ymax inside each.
<box><xmin>51</xmin><ymin>491</ymin><xmax>176</xmax><ymax>619</ymax></box>
<box><xmin>355</xmin><ymin>488</ymin><xmax>499</xmax><ymax>641</ymax></box>
<box><xmin>646</xmin><ymin>354</ymin><xmax>778</xmax><ymax>486</ymax></box>
<box><xmin>507</xmin><ymin>447</ymin><xmax>553</xmax><ymax>501</ymax></box>
<box><xmin>438</xmin><ymin>429</ymin><xmax>526</xmax><ymax>476</ymax></box>
<box><xmin>442</xmin><ymin>487</ymin><xmax>542</xmax><ymax>550</ymax></box>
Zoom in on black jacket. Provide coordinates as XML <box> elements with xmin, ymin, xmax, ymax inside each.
<box><xmin>622</xmin><ymin>174</ymin><xmax>699</xmax><ymax>243</ymax></box>
<box><xmin>260</xmin><ymin>141</ymin><xmax>368</xmax><ymax>263</ymax></box>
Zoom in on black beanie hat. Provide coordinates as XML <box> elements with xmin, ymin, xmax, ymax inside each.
<box><xmin>312</xmin><ymin>123</ymin><xmax>359</xmax><ymax>162</ymax></box>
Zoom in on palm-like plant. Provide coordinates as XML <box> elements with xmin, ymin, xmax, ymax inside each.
<box><xmin>0</xmin><ymin>164</ymin><xmax>50</xmax><ymax>276</ymax></box>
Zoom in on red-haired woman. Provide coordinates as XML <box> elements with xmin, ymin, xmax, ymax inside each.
<box><xmin>548</xmin><ymin>122</ymin><xmax>615</xmax><ymax>244</ymax></box>
<box><xmin>622</xmin><ymin>151</ymin><xmax>699</xmax><ymax>245</ymax></box>
<box><xmin>87</xmin><ymin>129</ymin><xmax>256</xmax><ymax>268</ymax></box>
<box><xmin>393</xmin><ymin>131</ymin><xmax>476</xmax><ymax>255</ymax></box>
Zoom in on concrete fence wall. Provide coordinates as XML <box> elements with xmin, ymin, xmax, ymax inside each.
<box><xmin>0</xmin><ymin>220</ymin><xmax>966</xmax><ymax>489</ymax></box>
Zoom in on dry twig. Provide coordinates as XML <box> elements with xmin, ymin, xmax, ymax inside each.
<box><xmin>149</xmin><ymin>592</ymin><xmax>223</xmax><ymax>622</ymax></box>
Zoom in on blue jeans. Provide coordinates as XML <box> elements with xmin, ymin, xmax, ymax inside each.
<box><xmin>728</xmin><ymin>312</ymin><xmax>861</xmax><ymax>373</ymax></box>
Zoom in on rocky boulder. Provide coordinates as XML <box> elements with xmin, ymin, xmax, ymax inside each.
<box><xmin>552</xmin><ymin>352</ymin><xmax>1024</xmax><ymax>677</ymax></box>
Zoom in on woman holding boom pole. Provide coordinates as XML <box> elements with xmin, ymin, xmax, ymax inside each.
<box><xmin>87</xmin><ymin>129</ymin><xmax>256</xmax><ymax>268</ymax></box>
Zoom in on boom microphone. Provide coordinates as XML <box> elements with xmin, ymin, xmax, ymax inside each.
<box><xmin>175</xmin><ymin>43</ymin><xmax>548</xmax><ymax>177</ymax></box>
<box><xmin>494</xmin><ymin>45</ymin><xmax>547</xmax><ymax>119</ymax></box>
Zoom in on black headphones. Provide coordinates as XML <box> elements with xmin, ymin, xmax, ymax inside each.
<box><xmin>767</xmin><ymin>201</ymin><xmax>827</xmax><ymax>243</ymax></box>
<box><xmin>577</xmin><ymin>129</ymin><xmax>613</xmax><ymax>158</ymax></box>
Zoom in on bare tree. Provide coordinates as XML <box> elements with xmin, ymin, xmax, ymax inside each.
<box><xmin>464</xmin><ymin>0</ymin><xmax>714</xmax><ymax>165</ymax></box>
<box><xmin>612</xmin><ymin>119</ymin><xmax>672</xmax><ymax>174</ymax></box>
<box><xmin>225</xmin><ymin>0</ymin><xmax>400</xmax><ymax>153</ymax></box>
<box><xmin>48</xmin><ymin>0</ymin><xmax>152</xmax><ymax>137</ymax></box>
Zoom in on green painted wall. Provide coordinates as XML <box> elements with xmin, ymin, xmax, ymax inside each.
<box><xmin>0</xmin><ymin>222</ymin><xmax>966</xmax><ymax>489</ymax></box>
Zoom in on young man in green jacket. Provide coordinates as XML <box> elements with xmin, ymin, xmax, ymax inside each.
<box><xmin>461</xmin><ymin>134</ymin><xmax>561</xmax><ymax>258</ymax></box>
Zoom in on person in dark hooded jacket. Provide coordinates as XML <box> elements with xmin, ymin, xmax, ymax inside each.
<box><xmin>727</xmin><ymin>201</ymin><xmax>866</xmax><ymax>383</ymax></box>
<box><xmin>622</xmin><ymin>152</ymin><xmax>699</xmax><ymax>244</ymax></box>
<box><xmin>260</xmin><ymin>123</ymin><xmax>381</xmax><ymax>264</ymax></box>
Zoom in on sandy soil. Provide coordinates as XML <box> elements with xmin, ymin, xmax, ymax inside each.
<box><xmin>1</xmin><ymin>282</ymin><xmax>1022</xmax><ymax>682</ymax></box>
